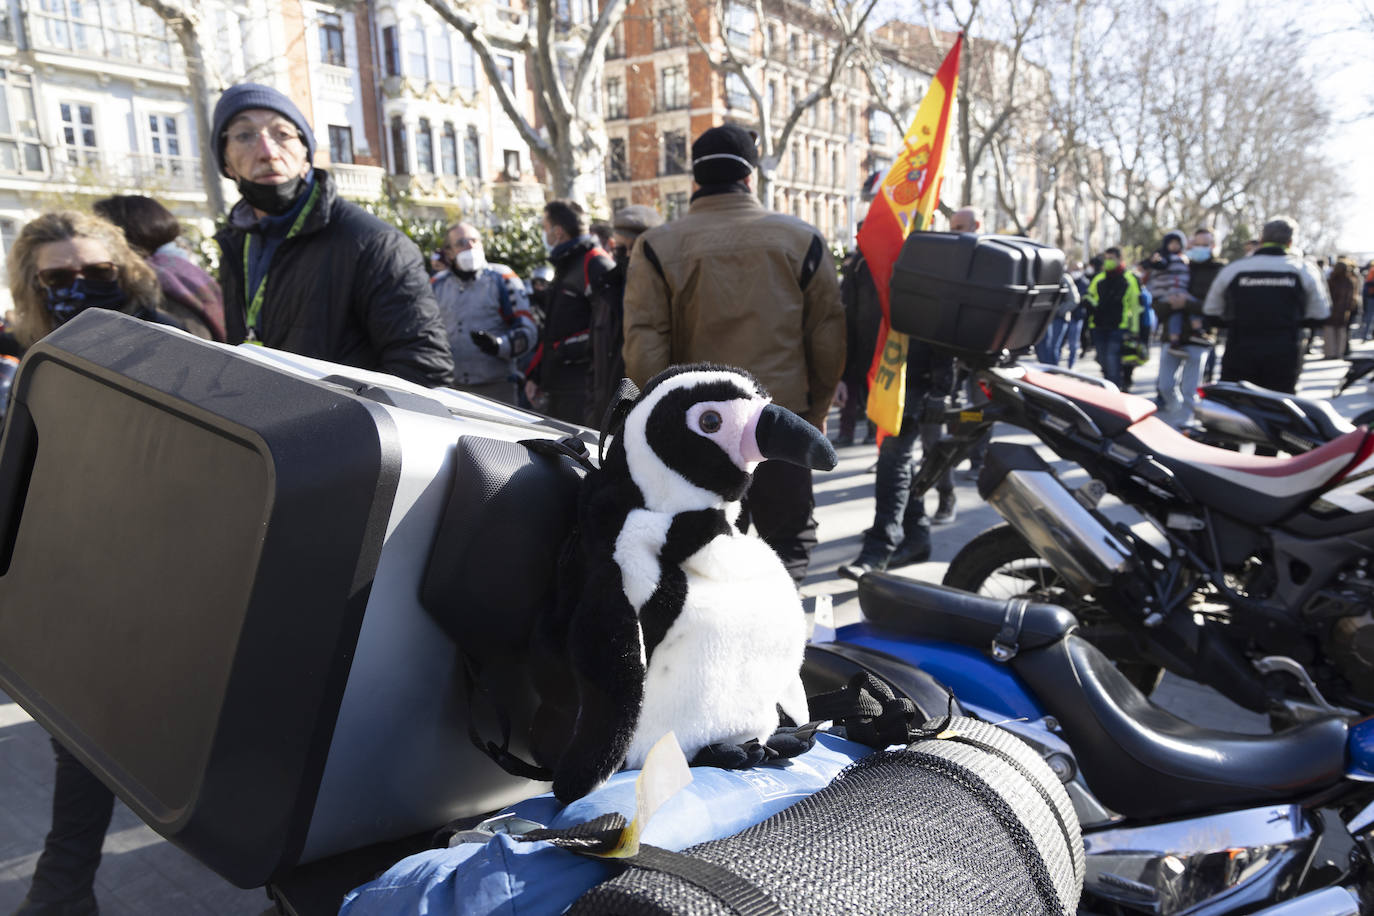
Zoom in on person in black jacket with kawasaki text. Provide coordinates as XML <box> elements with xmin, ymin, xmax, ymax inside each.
<box><xmin>1202</xmin><ymin>217</ymin><xmax>1329</xmax><ymax>394</ymax></box>
<box><xmin>212</xmin><ymin>83</ymin><xmax>453</xmax><ymax>388</ymax></box>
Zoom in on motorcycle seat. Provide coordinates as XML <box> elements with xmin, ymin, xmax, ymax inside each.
<box><xmin>858</xmin><ymin>575</ymin><xmax>1077</xmax><ymax>653</ymax></box>
<box><xmin>1122</xmin><ymin>416</ymin><xmax>1369</xmax><ymax>525</ymax></box>
<box><xmin>1020</xmin><ymin>367</ymin><xmax>1158</xmax><ymax>437</ymax></box>
<box><xmin>1013</xmin><ymin>633</ymin><xmax>1349</xmax><ymax>820</ymax></box>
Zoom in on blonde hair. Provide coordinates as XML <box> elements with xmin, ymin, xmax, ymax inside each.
<box><xmin>8</xmin><ymin>210</ymin><xmax>162</xmax><ymax>348</ymax></box>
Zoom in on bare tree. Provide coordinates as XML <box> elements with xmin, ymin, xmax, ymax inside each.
<box><xmin>421</xmin><ymin>0</ymin><xmax>628</xmax><ymax>199</ymax></box>
<box><xmin>134</xmin><ymin>0</ymin><xmax>227</xmax><ymax>215</ymax></box>
<box><xmin>670</xmin><ymin>0</ymin><xmax>880</xmax><ymax>208</ymax></box>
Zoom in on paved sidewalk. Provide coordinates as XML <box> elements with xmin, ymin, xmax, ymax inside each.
<box><xmin>2</xmin><ymin>344</ymin><xmax>1370</xmax><ymax>915</ymax></box>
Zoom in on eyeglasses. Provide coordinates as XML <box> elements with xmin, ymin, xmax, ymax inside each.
<box><xmin>36</xmin><ymin>262</ymin><xmax>119</xmax><ymax>289</ymax></box>
<box><xmin>447</xmin><ymin>237</ymin><xmax>479</xmax><ymax>251</ymax></box>
<box><xmin>224</xmin><ymin>124</ymin><xmax>305</xmax><ymax>151</ymax></box>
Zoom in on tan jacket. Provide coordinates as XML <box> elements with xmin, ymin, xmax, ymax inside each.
<box><xmin>623</xmin><ymin>191</ymin><xmax>845</xmax><ymax>427</ymax></box>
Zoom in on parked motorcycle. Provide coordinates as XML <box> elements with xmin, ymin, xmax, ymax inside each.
<box><xmin>809</xmin><ymin>573</ymin><xmax>1374</xmax><ymax>915</ymax></box>
<box><xmin>907</xmin><ymin>359</ymin><xmax>1374</xmax><ymax>723</ymax></box>
<box><xmin>1188</xmin><ymin>356</ymin><xmax>1374</xmax><ymax>454</ymax></box>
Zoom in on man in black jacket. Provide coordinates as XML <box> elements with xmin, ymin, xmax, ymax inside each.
<box><xmin>212</xmin><ymin>83</ymin><xmax>453</xmax><ymax>388</ymax></box>
<box><xmin>525</xmin><ymin>198</ymin><xmax>614</xmax><ymax>425</ymax></box>
<box><xmin>1202</xmin><ymin>217</ymin><xmax>1330</xmax><ymax>394</ymax></box>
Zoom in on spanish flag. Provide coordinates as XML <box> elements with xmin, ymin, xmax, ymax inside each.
<box><xmin>861</xmin><ymin>33</ymin><xmax>962</xmax><ymax>436</ymax></box>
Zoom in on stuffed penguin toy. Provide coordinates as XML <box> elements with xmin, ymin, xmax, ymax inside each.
<box><xmin>546</xmin><ymin>364</ymin><xmax>838</xmax><ymax>803</ymax></box>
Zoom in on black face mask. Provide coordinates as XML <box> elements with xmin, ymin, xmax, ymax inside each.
<box><xmin>236</xmin><ymin>175</ymin><xmax>306</xmax><ymax>216</ymax></box>
<box><xmin>44</xmin><ymin>276</ymin><xmax>128</xmax><ymax>326</ymax></box>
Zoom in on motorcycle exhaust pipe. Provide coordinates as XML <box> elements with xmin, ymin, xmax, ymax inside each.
<box><xmin>1191</xmin><ymin>396</ymin><xmax>1267</xmax><ymax>444</ymax></box>
<box><xmin>978</xmin><ymin>443</ymin><xmax>1133</xmax><ymax>595</ymax></box>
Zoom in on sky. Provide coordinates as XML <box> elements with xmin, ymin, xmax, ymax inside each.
<box><xmin>1320</xmin><ymin>6</ymin><xmax>1374</xmax><ymax>253</ymax></box>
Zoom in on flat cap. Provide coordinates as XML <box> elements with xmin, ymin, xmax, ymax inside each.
<box><xmin>613</xmin><ymin>204</ymin><xmax>664</xmax><ymax>236</ymax></box>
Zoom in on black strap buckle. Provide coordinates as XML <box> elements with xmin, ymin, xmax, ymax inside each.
<box><xmin>991</xmin><ymin>598</ymin><xmax>1030</xmax><ymax>661</ymax></box>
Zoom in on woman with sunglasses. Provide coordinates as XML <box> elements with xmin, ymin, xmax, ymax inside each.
<box><xmin>7</xmin><ymin>210</ymin><xmax>209</xmax><ymax>353</ymax></box>
<box><xmin>8</xmin><ymin>209</ymin><xmax>209</xmax><ymax>916</ymax></box>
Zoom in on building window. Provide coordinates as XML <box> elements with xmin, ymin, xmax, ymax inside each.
<box><xmin>503</xmin><ymin>149</ymin><xmax>520</xmax><ymax>179</ymax></box>
<box><xmin>661</xmin><ymin>65</ymin><xmax>687</xmax><ymax>111</ymax></box>
<box><xmin>654</xmin><ymin>15</ymin><xmax>683</xmax><ymax>49</ymax></box>
<box><xmin>405</xmin><ymin>18</ymin><xmax>427</xmax><ymax>79</ymax></box>
<box><xmin>31</xmin><ymin>1</ymin><xmax>178</xmax><ymax>68</ymax></box>
<box><xmin>432</xmin><ymin>32</ymin><xmax>452</xmax><ymax>85</ymax></box>
<box><xmin>607</xmin><ymin>23</ymin><xmax>624</xmax><ymax>58</ymax></box>
<box><xmin>611</xmin><ymin>197</ymin><xmax>627</xmax><ymax>214</ymax></box>
<box><xmin>441</xmin><ymin>122</ymin><xmax>458</xmax><ymax>175</ymax></box>
<box><xmin>665</xmin><ymin>190</ymin><xmax>688</xmax><ymax>220</ymax></box>
<box><xmin>724</xmin><ymin>3</ymin><xmax>754</xmax><ymax>48</ymax></box>
<box><xmin>390</xmin><ymin>115</ymin><xmax>408</xmax><ymax>174</ymax></box>
<box><xmin>416</xmin><ymin>118</ymin><xmax>434</xmax><ymax>173</ymax></box>
<box><xmin>606</xmin><ymin>76</ymin><xmax>625</xmax><ymax>119</ymax></box>
<box><xmin>725</xmin><ymin>73</ymin><xmax>750</xmax><ymax>111</ymax></box>
<box><xmin>464</xmin><ymin>125</ymin><xmax>481</xmax><ymax>179</ymax></box>
<box><xmin>382</xmin><ymin>25</ymin><xmax>400</xmax><ymax>77</ymax></box>
<box><xmin>789</xmin><ymin>144</ymin><xmax>798</xmax><ymax>179</ymax></box>
<box><xmin>811</xmin><ymin>146</ymin><xmax>819</xmax><ymax>182</ymax></box>
<box><xmin>329</xmin><ymin>124</ymin><xmax>354</xmax><ymax>164</ymax></box>
<box><xmin>59</xmin><ymin>101</ymin><xmax>97</xmax><ymax>167</ymax></box>
<box><xmin>146</xmin><ymin>113</ymin><xmax>181</xmax><ymax>175</ymax></box>
<box><xmin>495</xmin><ymin>55</ymin><xmax>516</xmax><ymax>92</ymax></box>
<box><xmin>0</xmin><ymin>72</ymin><xmax>43</xmax><ymax>174</ymax></box>
<box><xmin>766</xmin><ymin>23</ymin><xmax>779</xmax><ymax>54</ymax></box>
<box><xmin>607</xmin><ymin>137</ymin><xmax>628</xmax><ymax>182</ymax></box>
<box><xmin>662</xmin><ymin>130</ymin><xmax>687</xmax><ymax>175</ymax></box>
<box><xmin>831</xmin><ymin>149</ymin><xmax>840</xmax><ymax>187</ymax></box>
<box><xmin>320</xmin><ymin>12</ymin><xmax>345</xmax><ymax>66</ymax></box>
<box><xmin>456</xmin><ymin>42</ymin><xmax>477</xmax><ymax>91</ymax></box>
<box><xmin>868</xmin><ymin>110</ymin><xmax>888</xmax><ymax>146</ymax></box>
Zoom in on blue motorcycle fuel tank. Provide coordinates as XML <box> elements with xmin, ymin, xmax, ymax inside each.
<box><xmin>832</xmin><ymin>622</ymin><xmax>1044</xmax><ymax>722</ymax></box>
<box><xmin>1347</xmin><ymin>717</ymin><xmax>1374</xmax><ymax>779</ymax></box>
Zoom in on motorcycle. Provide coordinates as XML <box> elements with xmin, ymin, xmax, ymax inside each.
<box><xmin>900</xmin><ymin>356</ymin><xmax>1374</xmax><ymax>724</ymax></box>
<box><xmin>809</xmin><ymin>572</ymin><xmax>1374</xmax><ymax>915</ymax></box>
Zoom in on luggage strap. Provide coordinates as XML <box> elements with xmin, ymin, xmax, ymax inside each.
<box><xmin>521</xmin><ymin>814</ymin><xmax>786</xmax><ymax>916</ymax></box>
<box><xmin>806</xmin><ymin>671</ymin><xmax>952</xmax><ymax>748</ymax></box>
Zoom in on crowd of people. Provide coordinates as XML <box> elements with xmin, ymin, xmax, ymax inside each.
<box><xmin>1</xmin><ymin>76</ymin><xmax>1366</xmax><ymax>916</ymax></box>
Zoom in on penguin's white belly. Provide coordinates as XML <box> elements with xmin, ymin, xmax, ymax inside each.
<box><xmin>624</xmin><ymin>532</ymin><xmax>807</xmax><ymax>769</ymax></box>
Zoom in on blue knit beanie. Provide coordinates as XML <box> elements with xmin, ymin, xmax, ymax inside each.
<box><xmin>212</xmin><ymin>83</ymin><xmax>316</xmax><ymax>177</ymax></box>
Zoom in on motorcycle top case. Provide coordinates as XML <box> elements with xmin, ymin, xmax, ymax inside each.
<box><xmin>0</xmin><ymin>310</ymin><xmax>583</xmax><ymax>889</ymax></box>
<box><xmin>889</xmin><ymin>232</ymin><xmax>1065</xmax><ymax>357</ymax></box>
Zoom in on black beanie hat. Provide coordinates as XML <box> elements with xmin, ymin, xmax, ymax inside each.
<box><xmin>691</xmin><ymin>124</ymin><xmax>758</xmax><ymax>185</ymax></box>
<box><xmin>212</xmin><ymin>83</ymin><xmax>317</xmax><ymax>178</ymax></box>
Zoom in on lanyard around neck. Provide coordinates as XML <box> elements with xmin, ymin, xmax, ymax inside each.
<box><xmin>244</xmin><ymin>181</ymin><xmax>322</xmax><ymax>336</ymax></box>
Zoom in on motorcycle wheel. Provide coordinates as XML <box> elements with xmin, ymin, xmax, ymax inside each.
<box><xmin>943</xmin><ymin>524</ymin><xmax>1164</xmax><ymax>694</ymax></box>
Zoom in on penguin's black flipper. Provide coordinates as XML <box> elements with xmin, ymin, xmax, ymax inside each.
<box><xmin>553</xmin><ymin>559</ymin><xmax>647</xmax><ymax>803</ymax></box>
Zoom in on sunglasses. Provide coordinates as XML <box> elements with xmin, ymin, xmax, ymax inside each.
<box><xmin>36</xmin><ymin>262</ymin><xmax>119</xmax><ymax>289</ymax></box>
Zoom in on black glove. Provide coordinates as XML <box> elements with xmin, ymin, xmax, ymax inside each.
<box><xmin>470</xmin><ymin>330</ymin><xmax>502</xmax><ymax>356</ymax></box>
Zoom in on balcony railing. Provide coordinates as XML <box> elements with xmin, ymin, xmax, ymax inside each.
<box><xmin>45</xmin><ymin>150</ymin><xmax>205</xmax><ymax>194</ymax></box>
<box><xmin>319</xmin><ymin>65</ymin><xmax>354</xmax><ymax>100</ymax></box>
<box><xmin>331</xmin><ymin>163</ymin><xmax>386</xmax><ymax>201</ymax></box>
<box><xmin>27</xmin><ymin>12</ymin><xmax>182</xmax><ymax>72</ymax></box>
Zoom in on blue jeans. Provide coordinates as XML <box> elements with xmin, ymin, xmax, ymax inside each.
<box><xmin>1035</xmin><ymin>316</ymin><xmax>1069</xmax><ymax>365</ymax></box>
<box><xmin>858</xmin><ymin>409</ymin><xmax>953</xmax><ymax>564</ymax></box>
<box><xmin>1064</xmin><ymin>317</ymin><xmax>1084</xmax><ymax>368</ymax></box>
<box><xmin>1093</xmin><ymin>328</ymin><xmax>1124</xmax><ymax>387</ymax></box>
<box><xmin>1156</xmin><ymin>343</ymin><xmax>1209</xmax><ymax>423</ymax></box>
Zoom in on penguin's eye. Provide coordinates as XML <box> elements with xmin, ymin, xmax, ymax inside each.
<box><xmin>698</xmin><ymin>410</ymin><xmax>722</xmax><ymax>434</ymax></box>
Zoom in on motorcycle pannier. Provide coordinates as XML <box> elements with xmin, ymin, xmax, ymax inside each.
<box><xmin>0</xmin><ymin>310</ymin><xmax>580</xmax><ymax>889</ymax></box>
<box><xmin>889</xmin><ymin>232</ymin><xmax>1065</xmax><ymax>357</ymax></box>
